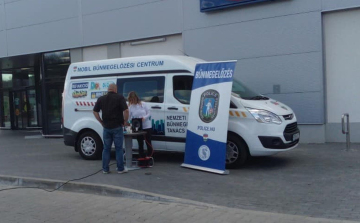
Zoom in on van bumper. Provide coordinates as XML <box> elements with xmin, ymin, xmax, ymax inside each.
<box><xmin>258</xmin><ymin>136</ymin><xmax>299</xmax><ymax>149</ymax></box>
<box><xmin>258</xmin><ymin>122</ymin><xmax>300</xmax><ymax>149</ymax></box>
<box><xmin>63</xmin><ymin>127</ymin><xmax>77</xmax><ymax>147</ymax></box>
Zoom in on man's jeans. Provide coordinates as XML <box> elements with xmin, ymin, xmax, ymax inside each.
<box><xmin>102</xmin><ymin>126</ymin><xmax>125</xmax><ymax>172</ymax></box>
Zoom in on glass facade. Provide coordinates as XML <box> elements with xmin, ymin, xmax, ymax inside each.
<box><xmin>0</xmin><ymin>50</ymin><xmax>70</xmax><ymax>135</ymax></box>
<box><xmin>0</xmin><ymin>91</ymin><xmax>10</xmax><ymax>128</ymax></box>
<box><xmin>28</xmin><ymin>89</ymin><xmax>38</xmax><ymax>126</ymax></box>
<box><xmin>42</xmin><ymin>50</ymin><xmax>70</xmax><ymax>135</ymax></box>
<box><xmin>0</xmin><ymin>67</ymin><xmax>39</xmax><ymax>129</ymax></box>
<box><xmin>2</xmin><ymin>74</ymin><xmax>13</xmax><ymax>88</ymax></box>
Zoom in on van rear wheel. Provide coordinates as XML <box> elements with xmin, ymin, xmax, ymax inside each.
<box><xmin>77</xmin><ymin>131</ymin><xmax>103</xmax><ymax>160</ymax></box>
<box><xmin>226</xmin><ymin>133</ymin><xmax>249</xmax><ymax>168</ymax></box>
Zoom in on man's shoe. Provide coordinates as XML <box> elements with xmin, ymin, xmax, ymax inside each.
<box><xmin>103</xmin><ymin>170</ymin><xmax>110</xmax><ymax>174</ymax></box>
<box><xmin>117</xmin><ymin>168</ymin><xmax>128</xmax><ymax>174</ymax></box>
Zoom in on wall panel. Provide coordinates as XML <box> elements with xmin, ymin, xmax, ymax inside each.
<box><xmin>82</xmin><ymin>0</ymin><xmax>182</xmax><ymax>46</ymax></box>
<box><xmin>324</xmin><ymin>9</ymin><xmax>360</xmax><ymax>123</ymax></box>
<box><xmin>322</xmin><ymin>0</ymin><xmax>360</xmax><ymax>11</ymax></box>
<box><xmin>5</xmin><ymin>0</ymin><xmax>78</xmax><ymax>29</ymax></box>
<box><xmin>265</xmin><ymin>92</ymin><xmax>324</xmax><ymax>124</ymax></box>
<box><xmin>235</xmin><ymin>52</ymin><xmax>323</xmax><ymax>94</ymax></box>
<box><xmin>183</xmin><ymin>0</ymin><xmax>321</xmax><ymax>30</ymax></box>
<box><xmin>184</xmin><ymin>12</ymin><xmax>321</xmax><ymax>60</ymax></box>
<box><xmin>0</xmin><ymin>31</ymin><xmax>6</xmax><ymax>57</ymax></box>
<box><xmin>121</xmin><ymin>34</ymin><xmax>183</xmax><ymax>57</ymax></box>
<box><xmin>7</xmin><ymin>18</ymin><xmax>81</xmax><ymax>56</ymax></box>
<box><xmin>82</xmin><ymin>0</ymin><xmax>161</xmax><ymax>15</ymax></box>
<box><xmin>0</xmin><ymin>3</ymin><xmax>4</xmax><ymax>31</ymax></box>
<box><xmin>83</xmin><ymin>45</ymin><xmax>107</xmax><ymax>61</ymax></box>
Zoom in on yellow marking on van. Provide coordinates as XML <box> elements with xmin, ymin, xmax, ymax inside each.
<box><xmin>229</xmin><ymin>111</ymin><xmax>234</xmax><ymax>116</ymax></box>
<box><xmin>183</xmin><ymin>107</ymin><xmax>188</xmax><ymax>112</ymax></box>
<box><xmin>241</xmin><ymin>112</ymin><xmax>247</xmax><ymax>117</ymax></box>
<box><xmin>235</xmin><ymin>111</ymin><xmax>241</xmax><ymax>117</ymax></box>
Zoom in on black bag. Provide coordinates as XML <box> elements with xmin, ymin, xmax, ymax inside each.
<box><xmin>131</xmin><ymin>118</ymin><xmax>143</xmax><ymax>132</ymax></box>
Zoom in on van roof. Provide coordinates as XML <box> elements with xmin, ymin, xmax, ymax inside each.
<box><xmin>67</xmin><ymin>55</ymin><xmax>204</xmax><ymax>79</ymax></box>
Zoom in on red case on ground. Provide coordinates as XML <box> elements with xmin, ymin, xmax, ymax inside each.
<box><xmin>137</xmin><ymin>157</ymin><xmax>154</xmax><ymax>168</ymax></box>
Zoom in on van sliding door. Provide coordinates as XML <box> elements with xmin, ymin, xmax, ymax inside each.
<box><xmin>164</xmin><ymin>74</ymin><xmax>193</xmax><ymax>151</ymax></box>
<box><xmin>117</xmin><ymin>76</ymin><xmax>166</xmax><ymax>151</ymax></box>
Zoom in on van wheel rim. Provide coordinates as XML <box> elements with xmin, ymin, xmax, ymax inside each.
<box><xmin>226</xmin><ymin>141</ymin><xmax>239</xmax><ymax>164</ymax></box>
<box><xmin>81</xmin><ymin>136</ymin><xmax>96</xmax><ymax>156</ymax></box>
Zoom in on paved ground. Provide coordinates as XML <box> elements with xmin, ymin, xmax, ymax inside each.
<box><xmin>0</xmin><ymin>185</ymin><xmax>358</xmax><ymax>223</ymax></box>
<box><xmin>1</xmin><ymin>130</ymin><xmax>360</xmax><ymax>222</ymax></box>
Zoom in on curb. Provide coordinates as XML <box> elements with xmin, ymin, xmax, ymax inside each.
<box><xmin>0</xmin><ymin>174</ymin><xmax>217</xmax><ymax>208</ymax></box>
<box><xmin>1</xmin><ymin>175</ymin><xmax>360</xmax><ymax>223</ymax></box>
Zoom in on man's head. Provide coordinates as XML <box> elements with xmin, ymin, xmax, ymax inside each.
<box><xmin>108</xmin><ymin>83</ymin><xmax>117</xmax><ymax>93</ymax></box>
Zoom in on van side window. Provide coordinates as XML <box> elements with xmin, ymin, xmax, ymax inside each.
<box><xmin>117</xmin><ymin>76</ymin><xmax>165</xmax><ymax>103</ymax></box>
<box><xmin>173</xmin><ymin>76</ymin><xmax>193</xmax><ymax>104</ymax></box>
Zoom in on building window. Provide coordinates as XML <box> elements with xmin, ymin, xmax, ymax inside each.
<box><xmin>44</xmin><ymin>50</ymin><xmax>71</xmax><ymax>81</ymax></box>
<box><xmin>42</xmin><ymin>50</ymin><xmax>70</xmax><ymax>134</ymax></box>
<box><xmin>1</xmin><ymin>74</ymin><xmax>13</xmax><ymax>88</ymax></box>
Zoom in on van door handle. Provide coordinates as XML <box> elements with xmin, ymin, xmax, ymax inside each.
<box><xmin>151</xmin><ymin>106</ymin><xmax>161</xmax><ymax>109</ymax></box>
<box><xmin>167</xmin><ymin>107</ymin><xmax>178</xmax><ymax>110</ymax></box>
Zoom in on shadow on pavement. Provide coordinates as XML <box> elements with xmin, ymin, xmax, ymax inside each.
<box><xmin>244</xmin><ymin>156</ymin><xmax>293</xmax><ymax>170</ymax></box>
<box><xmin>113</xmin><ymin>149</ymin><xmax>293</xmax><ymax>170</ymax></box>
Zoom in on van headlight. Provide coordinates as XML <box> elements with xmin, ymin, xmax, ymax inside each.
<box><xmin>246</xmin><ymin>108</ymin><xmax>282</xmax><ymax>125</ymax></box>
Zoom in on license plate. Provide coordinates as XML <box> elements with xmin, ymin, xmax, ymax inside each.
<box><xmin>293</xmin><ymin>133</ymin><xmax>300</xmax><ymax>141</ymax></box>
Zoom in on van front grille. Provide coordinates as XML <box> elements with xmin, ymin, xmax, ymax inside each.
<box><xmin>284</xmin><ymin>122</ymin><xmax>298</xmax><ymax>133</ymax></box>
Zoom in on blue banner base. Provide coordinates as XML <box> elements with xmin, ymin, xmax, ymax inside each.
<box><xmin>181</xmin><ymin>163</ymin><xmax>229</xmax><ymax>175</ymax></box>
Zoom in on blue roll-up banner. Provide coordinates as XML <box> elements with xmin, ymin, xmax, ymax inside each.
<box><xmin>181</xmin><ymin>61</ymin><xmax>236</xmax><ymax>174</ymax></box>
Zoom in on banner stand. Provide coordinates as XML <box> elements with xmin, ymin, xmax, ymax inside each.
<box><xmin>181</xmin><ymin>163</ymin><xmax>229</xmax><ymax>175</ymax></box>
<box><xmin>182</xmin><ymin>61</ymin><xmax>236</xmax><ymax>175</ymax></box>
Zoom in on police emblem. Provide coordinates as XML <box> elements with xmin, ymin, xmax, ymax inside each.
<box><xmin>199</xmin><ymin>89</ymin><xmax>219</xmax><ymax>123</ymax></box>
<box><xmin>198</xmin><ymin>145</ymin><xmax>211</xmax><ymax>161</ymax></box>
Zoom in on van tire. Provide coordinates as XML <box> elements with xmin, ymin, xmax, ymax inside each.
<box><xmin>226</xmin><ymin>133</ymin><xmax>249</xmax><ymax>168</ymax></box>
<box><xmin>77</xmin><ymin>131</ymin><xmax>103</xmax><ymax>160</ymax></box>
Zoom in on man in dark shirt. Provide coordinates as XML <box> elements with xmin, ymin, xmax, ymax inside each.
<box><xmin>93</xmin><ymin>84</ymin><xmax>129</xmax><ymax>174</ymax></box>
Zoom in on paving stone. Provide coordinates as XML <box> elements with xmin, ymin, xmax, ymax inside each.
<box><xmin>2</xmin><ymin>131</ymin><xmax>360</xmax><ymax>221</ymax></box>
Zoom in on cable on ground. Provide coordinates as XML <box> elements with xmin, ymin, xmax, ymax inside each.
<box><xmin>0</xmin><ymin>163</ymin><xmax>117</xmax><ymax>193</ymax></box>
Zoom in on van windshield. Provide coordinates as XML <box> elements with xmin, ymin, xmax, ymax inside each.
<box><xmin>232</xmin><ymin>78</ymin><xmax>268</xmax><ymax>100</ymax></box>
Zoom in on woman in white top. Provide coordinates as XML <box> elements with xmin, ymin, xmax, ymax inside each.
<box><xmin>127</xmin><ymin>91</ymin><xmax>153</xmax><ymax>158</ymax></box>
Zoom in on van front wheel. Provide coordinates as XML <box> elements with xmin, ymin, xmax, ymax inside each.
<box><xmin>226</xmin><ymin>134</ymin><xmax>249</xmax><ymax>168</ymax></box>
<box><xmin>77</xmin><ymin>131</ymin><xmax>103</xmax><ymax>160</ymax></box>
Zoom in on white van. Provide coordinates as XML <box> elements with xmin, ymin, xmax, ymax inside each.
<box><xmin>62</xmin><ymin>55</ymin><xmax>299</xmax><ymax>168</ymax></box>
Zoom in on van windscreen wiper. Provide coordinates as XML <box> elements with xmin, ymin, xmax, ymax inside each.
<box><xmin>250</xmin><ymin>96</ymin><xmax>269</xmax><ymax>100</ymax></box>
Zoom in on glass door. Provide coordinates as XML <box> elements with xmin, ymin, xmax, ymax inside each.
<box><xmin>11</xmin><ymin>90</ymin><xmax>26</xmax><ymax>129</ymax></box>
<box><xmin>0</xmin><ymin>91</ymin><xmax>11</xmax><ymax>128</ymax></box>
<box><xmin>10</xmin><ymin>89</ymin><xmax>37</xmax><ymax>129</ymax></box>
<box><xmin>27</xmin><ymin>89</ymin><xmax>38</xmax><ymax>127</ymax></box>
<box><xmin>45</xmin><ymin>84</ymin><xmax>63</xmax><ymax>135</ymax></box>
